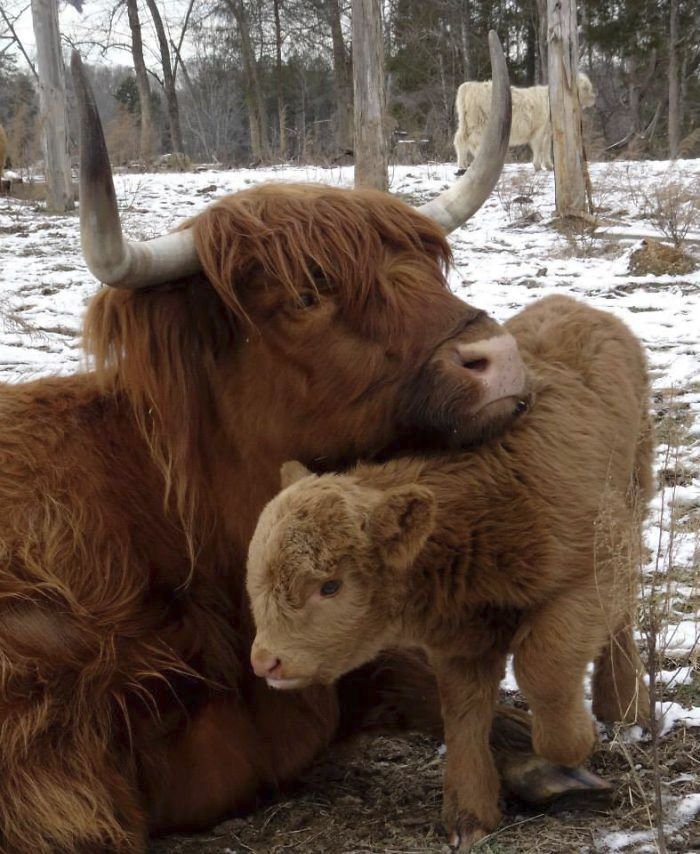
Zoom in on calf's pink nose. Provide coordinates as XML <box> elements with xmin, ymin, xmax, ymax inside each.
<box><xmin>251</xmin><ymin>645</ymin><xmax>282</xmax><ymax>678</ymax></box>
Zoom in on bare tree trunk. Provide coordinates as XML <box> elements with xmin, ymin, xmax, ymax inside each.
<box><xmin>627</xmin><ymin>56</ymin><xmax>642</xmax><ymax>138</ymax></box>
<box><xmin>328</xmin><ymin>0</ymin><xmax>353</xmax><ymax>152</ymax></box>
<box><xmin>668</xmin><ymin>0</ymin><xmax>680</xmax><ymax>159</ymax></box>
<box><xmin>459</xmin><ymin>0</ymin><xmax>472</xmax><ymax>80</ymax></box>
<box><xmin>625</xmin><ymin>51</ymin><xmax>657</xmax><ymax>146</ymax></box>
<box><xmin>547</xmin><ymin>0</ymin><xmax>590</xmax><ymax>216</ymax></box>
<box><xmin>298</xmin><ymin>67</ymin><xmax>307</xmax><ymax>161</ymax></box>
<box><xmin>171</xmin><ymin>44</ymin><xmax>215</xmax><ymax>161</ymax></box>
<box><xmin>525</xmin><ymin>11</ymin><xmax>536</xmax><ymax>85</ymax></box>
<box><xmin>30</xmin><ymin>0</ymin><xmax>74</xmax><ymax>212</ymax></box>
<box><xmin>273</xmin><ymin>0</ymin><xmax>287</xmax><ymax>160</ymax></box>
<box><xmin>171</xmin><ymin>0</ymin><xmax>196</xmax><ymax>81</ymax></box>
<box><xmin>144</xmin><ymin>0</ymin><xmax>185</xmax><ymax>154</ymax></box>
<box><xmin>536</xmin><ymin>0</ymin><xmax>547</xmax><ymax>83</ymax></box>
<box><xmin>126</xmin><ymin>0</ymin><xmax>155</xmax><ymax>163</ymax></box>
<box><xmin>227</xmin><ymin>0</ymin><xmax>269</xmax><ymax>162</ymax></box>
<box><xmin>352</xmin><ymin>0</ymin><xmax>387</xmax><ymax>191</ymax></box>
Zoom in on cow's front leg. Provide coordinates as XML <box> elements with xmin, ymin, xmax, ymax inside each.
<box><xmin>432</xmin><ymin>652</ymin><xmax>505</xmax><ymax>851</ymax></box>
<box><xmin>146</xmin><ymin>682</ymin><xmax>339</xmax><ymax>833</ymax></box>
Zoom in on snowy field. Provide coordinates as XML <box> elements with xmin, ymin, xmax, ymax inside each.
<box><xmin>1</xmin><ymin>159</ymin><xmax>699</xmax><ymax>852</ymax></box>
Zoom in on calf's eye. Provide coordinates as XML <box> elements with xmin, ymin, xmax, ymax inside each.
<box><xmin>319</xmin><ymin>579</ymin><xmax>342</xmax><ymax>597</ymax></box>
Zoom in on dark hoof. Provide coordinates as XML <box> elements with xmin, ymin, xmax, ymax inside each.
<box><xmin>455</xmin><ymin>169</ymin><xmax>467</xmax><ymax>177</ymax></box>
<box><xmin>503</xmin><ymin>758</ymin><xmax>614</xmax><ymax>811</ymax></box>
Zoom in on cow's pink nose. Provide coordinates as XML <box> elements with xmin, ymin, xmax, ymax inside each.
<box><xmin>454</xmin><ymin>332</ymin><xmax>526</xmax><ymax>401</ymax></box>
<box><xmin>251</xmin><ymin>646</ymin><xmax>282</xmax><ymax>678</ymax></box>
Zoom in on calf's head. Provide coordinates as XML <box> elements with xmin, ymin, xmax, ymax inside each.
<box><xmin>247</xmin><ymin>462</ymin><xmax>435</xmax><ymax>689</ymax></box>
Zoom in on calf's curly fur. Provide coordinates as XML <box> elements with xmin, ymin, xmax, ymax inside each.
<box><xmin>248</xmin><ymin>295</ymin><xmax>653</xmax><ymax>850</ymax></box>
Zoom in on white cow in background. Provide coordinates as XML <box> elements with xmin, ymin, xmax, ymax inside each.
<box><xmin>454</xmin><ymin>73</ymin><xmax>596</xmax><ymax>173</ymax></box>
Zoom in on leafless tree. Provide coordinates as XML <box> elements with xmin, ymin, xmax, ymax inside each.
<box><xmin>547</xmin><ymin>0</ymin><xmax>590</xmax><ymax>216</ymax></box>
<box><xmin>144</xmin><ymin>0</ymin><xmax>185</xmax><ymax>154</ymax></box>
<box><xmin>668</xmin><ymin>0</ymin><xmax>680</xmax><ymax>158</ymax></box>
<box><xmin>272</xmin><ymin>0</ymin><xmax>287</xmax><ymax>159</ymax></box>
<box><xmin>352</xmin><ymin>0</ymin><xmax>387</xmax><ymax>190</ymax></box>
<box><xmin>30</xmin><ymin>0</ymin><xmax>74</xmax><ymax>211</ymax></box>
<box><xmin>125</xmin><ymin>0</ymin><xmax>155</xmax><ymax>162</ymax></box>
<box><xmin>225</xmin><ymin>0</ymin><xmax>269</xmax><ymax>162</ymax></box>
<box><xmin>325</xmin><ymin>0</ymin><xmax>353</xmax><ymax>152</ymax></box>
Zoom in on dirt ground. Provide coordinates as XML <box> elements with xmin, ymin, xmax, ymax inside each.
<box><xmin>150</xmin><ymin>706</ymin><xmax>700</xmax><ymax>854</ymax></box>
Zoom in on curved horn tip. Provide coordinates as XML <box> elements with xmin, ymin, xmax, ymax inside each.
<box><xmin>416</xmin><ymin>30</ymin><xmax>511</xmax><ymax>234</ymax></box>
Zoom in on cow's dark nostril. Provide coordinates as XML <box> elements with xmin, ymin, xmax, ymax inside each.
<box><xmin>462</xmin><ymin>358</ymin><xmax>489</xmax><ymax>373</ymax></box>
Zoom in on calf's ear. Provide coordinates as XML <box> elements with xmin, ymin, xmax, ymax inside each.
<box><xmin>369</xmin><ymin>485</ymin><xmax>436</xmax><ymax>572</ymax></box>
<box><xmin>280</xmin><ymin>460</ymin><xmax>314</xmax><ymax>490</ymax></box>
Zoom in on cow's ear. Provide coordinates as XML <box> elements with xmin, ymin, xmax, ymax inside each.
<box><xmin>280</xmin><ymin>460</ymin><xmax>314</xmax><ymax>490</ymax></box>
<box><xmin>369</xmin><ymin>485</ymin><xmax>436</xmax><ymax>571</ymax></box>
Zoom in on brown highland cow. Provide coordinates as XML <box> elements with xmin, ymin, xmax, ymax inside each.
<box><xmin>0</xmin><ymin>36</ymin><xmax>603</xmax><ymax>853</ymax></box>
<box><xmin>248</xmin><ymin>295</ymin><xmax>653</xmax><ymax>850</ymax></box>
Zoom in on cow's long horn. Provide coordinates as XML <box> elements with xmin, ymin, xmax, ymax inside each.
<box><xmin>71</xmin><ymin>51</ymin><xmax>201</xmax><ymax>289</ymax></box>
<box><xmin>417</xmin><ymin>30</ymin><xmax>511</xmax><ymax>234</ymax></box>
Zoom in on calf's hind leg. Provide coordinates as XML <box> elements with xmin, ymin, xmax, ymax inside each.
<box><xmin>513</xmin><ymin>594</ymin><xmax>603</xmax><ymax>767</ymax></box>
<box><xmin>592</xmin><ymin>622</ymin><xmax>650</xmax><ymax>726</ymax></box>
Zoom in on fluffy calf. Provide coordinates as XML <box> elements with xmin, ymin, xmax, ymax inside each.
<box><xmin>248</xmin><ymin>295</ymin><xmax>653</xmax><ymax>851</ymax></box>
<box><xmin>454</xmin><ymin>73</ymin><xmax>595</xmax><ymax>172</ymax></box>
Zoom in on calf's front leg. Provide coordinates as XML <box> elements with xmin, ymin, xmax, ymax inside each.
<box><xmin>433</xmin><ymin>652</ymin><xmax>505</xmax><ymax>851</ymax></box>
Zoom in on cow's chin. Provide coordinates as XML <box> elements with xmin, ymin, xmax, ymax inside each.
<box><xmin>462</xmin><ymin>394</ymin><xmax>530</xmax><ymax>445</ymax></box>
<box><xmin>397</xmin><ymin>390</ymin><xmax>530</xmax><ymax>454</ymax></box>
<box><xmin>397</xmin><ymin>362</ymin><xmax>531</xmax><ymax>452</ymax></box>
<box><xmin>265</xmin><ymin>676</ymin><xmax>313</xmax><ymax>691</ymax></box>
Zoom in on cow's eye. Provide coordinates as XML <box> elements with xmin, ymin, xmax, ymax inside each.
<box><xmin>295</xmin><ymin>291</ymin><xmax>319</xmax><ymax>310</ymax></box>
<box><xmin>319</xmin><ymin>579</ymin><xmax>341</xmax><ymax>597</ymax></box>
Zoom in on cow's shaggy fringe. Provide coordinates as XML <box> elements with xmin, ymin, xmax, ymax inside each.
<box><xmin>84</xmin><ymin>184</ymin><xmax>453</xmax><ymax>554</ymax></box>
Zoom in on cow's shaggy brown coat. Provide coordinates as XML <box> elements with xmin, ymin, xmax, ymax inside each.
<box><xmin>0</xmin><ymin>181</ymin><xmax>539</xmax><ymax>852</ymax></box>
<box><xmin>248</xmin><ymin>295</ymin><xmax>653</xmax><ymax>850</ymax></box>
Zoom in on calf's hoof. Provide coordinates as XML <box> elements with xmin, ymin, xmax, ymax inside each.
<box><xmin>454</xmin><ymin>168</ymin><xmax>467</xmax><ymax>177</ymax></box>
<box><xmin>501</xmin><ymin>756</ymin><xmax>614</xmax><ymax>811</ymax></box>
<box><xmin>447</xmin><ymin>812</ymin><xmax>492</xmax><ymax>852</ymax></box>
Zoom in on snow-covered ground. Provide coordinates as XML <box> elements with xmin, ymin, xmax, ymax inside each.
<box><xmin>1</xmin><ymin>159</ymin><xmax>699</xmax><ymax>852</ymax></box>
